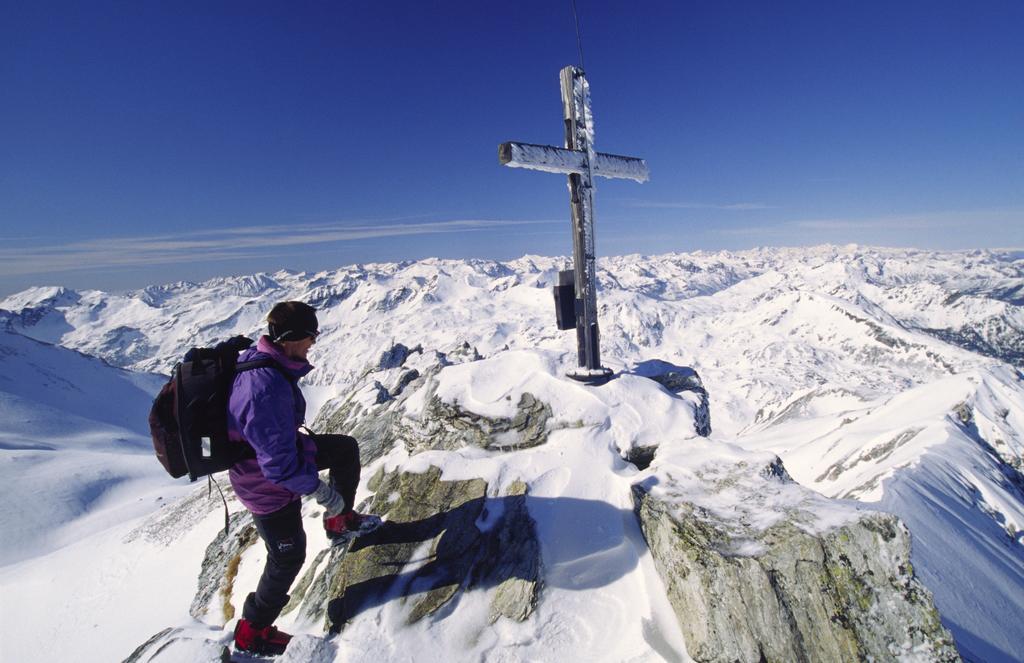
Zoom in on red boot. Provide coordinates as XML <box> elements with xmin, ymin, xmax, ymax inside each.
<box><xmin>233</xmin><ymin>618</ymin><xmax>292</xmax><ymax>656</ymax></box>
<box><xmin>324</xmin><ymin>510</ymin><xmax>382</xmax><ymax>544</ymax></box>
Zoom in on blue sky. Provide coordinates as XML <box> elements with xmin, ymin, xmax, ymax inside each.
<box><xmin>2</xmin><ymin>1</ymin><xmax>1022</xmax><ymax>295</ymax></box>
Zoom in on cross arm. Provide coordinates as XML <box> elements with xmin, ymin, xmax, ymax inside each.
<box><xmin>499</xmin><ymin>142</ymin><xmax>649</xmax><ymax>183</ymax></box>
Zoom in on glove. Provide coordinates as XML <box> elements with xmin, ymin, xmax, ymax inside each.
<box><xmin>311</xmin><ymin>480</ymin><xmax>346</xmax><ymax>517</ymax></box>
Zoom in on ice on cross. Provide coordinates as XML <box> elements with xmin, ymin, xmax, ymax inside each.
<box><xmin>499</xmin><ymin>142</ymin><xmax>649</xmax><ymax>183</ymax></box>
<box><xmin>499</xmin><ymin>66</ymin><xmax>649</xmax><ymax>383</ymax></box>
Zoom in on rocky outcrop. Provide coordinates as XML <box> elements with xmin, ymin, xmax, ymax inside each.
<box><xmin>376</xmin><ymin>342</ymin><xmax>417</xmax><ymax>370</ymax></box>
<box><xmin>315</xmin><ymin>342</ymin><xmax>570</xmax><ymax>461</ymax></box>
<box><xmin>313</xmin><ymin>344</ymin><xmax>447</xmax><ymax>463</ymax></box>
<box><xmin>281</xmin><ymin>547</ymin><xmax>330</xmax><ymax>617</ymax></box>
<box><xmin>633</xmin><ymin>459</ymin><xmax>960</xmax><ymax>663</ymax></box>
<box><xmin>298</xmin><ymin>466</ymin><xmax>541</xmax><ymax>631</ymax></box>
<box><xmin>918</xmin><ymin>321</ymin><xmax>1024</xmax><ymax>370</ymax></box>
<box><xmin>410</xmin><ymin>390</ymin><xmax>558</xmax><ymax>453</ymax></box>
<box><xmin>190</xmin><ymin>510</ymin><xmax>259</xmax><ymax>622</ymax></box>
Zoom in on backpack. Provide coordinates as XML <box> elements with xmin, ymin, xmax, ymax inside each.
<box><xmin>148</xmin><ymin>336</ymin><xmax>280</xmax><ymax>482</ymax></box>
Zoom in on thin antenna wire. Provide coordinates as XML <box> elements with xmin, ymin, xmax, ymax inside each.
<box><xmin>571</xmin><ymin>0</ymin><xmax>586</xmax><ymax>72</ymax></box>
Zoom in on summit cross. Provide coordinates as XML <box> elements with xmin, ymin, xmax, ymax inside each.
<box><xmin>499</xmin><ymin>66</ymin><xmax>649</xmax><ymax>383</ymax></box>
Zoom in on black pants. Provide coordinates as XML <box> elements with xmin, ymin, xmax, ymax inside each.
<box><xmin>242</xmin><ymin>434</ymin><xmax>361</xmax><ymax>627</ymax></box>
<box><xmin>314</xmin><ymin>433</ymin><xmax>361</xmax><ymax>513</ymax></box>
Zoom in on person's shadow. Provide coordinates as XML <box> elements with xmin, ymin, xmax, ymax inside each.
<box><xmin>326</xmin><ymin>494</ymin><xmax>644</xmax><ymax>629</ymax></box>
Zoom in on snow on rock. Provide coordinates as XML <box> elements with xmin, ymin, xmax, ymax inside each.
<box><xmin>635</xmin><ymin>441</ymin><xmax>957</xmax><ymax>662</ymax></box>
<box><xmin>125</xmin><ymin>350</ymin><xmax>701</xmax><ymax>661</ymax></box>
<box><xmin>166</xmin><ymin>349</ymin><xmax>956</xmax><ymax>662</ymax></box>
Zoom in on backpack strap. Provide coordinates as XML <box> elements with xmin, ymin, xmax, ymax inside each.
<box><xmin>235</xmin><ymin>358</ymin><xmax>284</xmax><ymax>374</ymax></box>
<box><xmin>223</xmin><ymin>359</ymin><xmax>288</xmax><ymax>465</ymax></box>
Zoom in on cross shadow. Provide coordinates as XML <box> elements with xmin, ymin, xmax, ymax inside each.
<box><xmin>326</xmin><ymin>495</ymin><xmax>641</xmax><ymax>629</ymax></box>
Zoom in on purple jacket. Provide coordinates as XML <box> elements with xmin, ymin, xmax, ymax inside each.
<box><xmin>227</xmin><ymin>336</ymin><xmax>319</xmax><ymax>515</ymax></box>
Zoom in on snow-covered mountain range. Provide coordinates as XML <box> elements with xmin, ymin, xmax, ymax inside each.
<box><xmin>1</xmin><ymin>245</ymin><xmax>1022</xmax><ymax>662</ymax></box>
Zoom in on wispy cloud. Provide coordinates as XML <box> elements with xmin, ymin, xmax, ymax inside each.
<box><xmin>716</xmin><ymin>207</ymin><xmax>1024</xmax><ymax>237</ymax></box>
<box><xmin>0</xmin><ymin>235</ymin><xmax>52</xmax><ymax>242</ymax></box>
<box><xmin>0</xmin><ymin>218</ymin><xmax>559</xmax><ymax>277</ymax></box>
<box><xmin>624</xmin><ymin>200</ymin><xmax>776</xmax><ymax>211</ymax></box>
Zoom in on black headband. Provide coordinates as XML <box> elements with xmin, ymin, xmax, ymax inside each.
<box><xmin>268</xmin><ymin>322</ymin><xmax>319</xmax><ymax>343</ymax></box>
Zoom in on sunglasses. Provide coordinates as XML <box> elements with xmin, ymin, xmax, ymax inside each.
<box><xmin>270</xmin><ymin>323</ymin><xmax>321</xmax><ymax>343</ymax></box>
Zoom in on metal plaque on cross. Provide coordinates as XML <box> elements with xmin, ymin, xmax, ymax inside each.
<box><xmin>499</xmin><ymin>66</ymin><xmax>649</xmax><ymax>383</ymax></box>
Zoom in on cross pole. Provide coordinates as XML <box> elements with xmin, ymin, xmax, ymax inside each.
<box><xmin>499</xmin><ymin>66</ymin><xmax>649</xmax><ymax>383</ymax></box>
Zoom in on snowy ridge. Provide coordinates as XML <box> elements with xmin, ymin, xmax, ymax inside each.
<box><xmin>1</xmin><ymin>245</ymin><xmax>1023</xmax><ymax>661</ymax></box>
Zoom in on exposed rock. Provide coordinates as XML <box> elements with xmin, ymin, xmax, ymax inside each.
<box><xmin>376</xmin><ymin>286</ymin><xmax>414</xmax><ymax>312</ymax></box>
<box><xmin>633</xmin><ymin>460</ymin><xmax>960</xmax><ymax>663</ymax></box>
<box><xmin>420</xmin><ymin>391</ymin><xmax>556</xmax><ymax>452</ymax></box>
<box><xmin>376</xmin><ymin>342</ymin><xmax>420</xmax><ymax>370</ymax></box>
<box><xmin>625</xmin><ymin>444</ymin><xmax>658</xmax><ymax>471</ymax></box>
<box><xmin>759</xmin><ymin>456</ymin><xmax>793</xmax><ymax>482</ymax></box>
<box><xmin>392</xmin><ymin>368</ymin><xmax>420</xmax><ymax>396</ymax></box>
<box><xmin>315</xmin><ymin>346</ymin><xmax>567</xmax><ymax>462</ymax></box>
<box><xmin>306</xmin><ymin>281</ymin><xmax>358</xmax><ymax>310</ymax></box>
<box><xmin>282</xmin><ymin>548</ymin><xmax>329</xmax><ymax>617</ymax></box>
<box><xmin>447</xmin><ymin>340</ymin><xmax>483</xmax><ymax>363</ymax></box>
<box><xmin>953</xmin><ymin>401</ymin><xmax>973</xmax><ymax>426</ymax></box>
<box><xmin>309</xmin><ymin>466</ymin><xmax>540</xmax><ymax>631</ymax></box>
<box><xmin>314</xmin><ymin>347</ymin><xmax>446</xmax><ymax>463</ymax></box>
<box><xmin>296</xmin><ymin>543</ymin><xmax>348</xmax><ymax>625</ymax></box>
<box><xmin>918</xmin><ymin>323</ymin><xmax>1024</xmax><ymax>370</ymax></box>
<box><xmin>190</xmin><ymin>510</ymin><xmax>259</xmax><ymax>622</ymax></box>
<box><xmin>371</xmin><ymin>380</ymin><xmax>391</xmax><ymax>404</ymax></box>
<box><xmin>314</xmin><ymin>393</ymin><xmax>403</xmax><ymax>465</ymax></box>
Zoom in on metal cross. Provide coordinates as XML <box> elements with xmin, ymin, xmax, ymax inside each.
<box><xmin>499</xmin><ymin>66</ymin><xmax>649</xmax><ymax>382</ymax></box>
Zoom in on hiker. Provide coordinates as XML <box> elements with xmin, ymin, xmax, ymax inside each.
<box><xmin>227</xmin><ymin>301</ymin><xmax>381</xmax><ymax>656</ymax></box>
